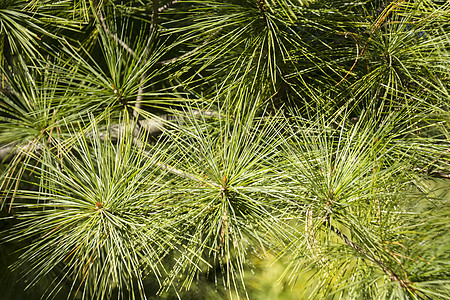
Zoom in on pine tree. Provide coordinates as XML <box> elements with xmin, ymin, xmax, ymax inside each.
<box><xmin>1</xmin><ymin>0</ymin><xmax>449</xmax><ymax>299</ymax></box>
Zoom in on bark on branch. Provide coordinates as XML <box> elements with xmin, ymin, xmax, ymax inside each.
<box><xmin>96</xmin><ymin>0</ymin><xmax>182</xmax><ymax>57</ymax></box>
<box><xmin>134</xmin><ymin>0</ymin><xmax>160</xmax><ymax>121</ymax></box>
<box><xmin>0</xmin><ymin>110</ymin><xmax>219</xmax><ymax>162</ymax></box>
<box><xmin>325</xmin><ymin>219</ymin><xmax>416</xmax><ymax>294</ymax></box>
<box><xmin>158</xmin><ymin>0</ymin><xmax>180</xmax><ymax>13</ymax></box>
<box><xmin>98</xmin><ymin>10</ymin><xmax>136</xmax><ymax>57</ymax></box>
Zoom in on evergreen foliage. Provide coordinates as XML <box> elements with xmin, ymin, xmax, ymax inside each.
<box><xmin>0</xmin><ymin>0</ymin><xmax>449</xmax><ymax>299</ymax></box>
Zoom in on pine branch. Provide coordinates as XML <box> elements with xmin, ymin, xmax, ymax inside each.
<box><xmin>0</xmin><ymin>144</ymin><xmax>24</xmax><ymax>163</ymax></box>
<box><xmin>1</xmin><ymin>119</ymin><xmax>220</xmax><ymax>193</ymax></box>
<box><xmin>0</xmin><ymin>111</ymin><xmax>219</xmax><ymax>160</ymax></box>
<box><xmin>158</xmin><ymin>0</ymin><xmax>180</xmax><ymax>13</ymax></box>
<box><xmin>158</xmin><ymin>29</ymin><xmax>223</xmax><ymax>66</ymax></box>
<box><xmin>154</xmin><ymin>161</ymin><xmax>219</xmax><ymax>188</ymax></box>
<box><xmin>97</xmin><ymin>10</ymin><xmax>136</xmax><ymax>57</ymax></box>
<box><xmin>135</xmin><ymin>0</ymin><xmax>160</xmax><ymax>121</ymax></box>
<box><xmin>325</xmin><ymin>218</ymin><xmax>417</xmax><ymax>294</ymax></box>
<box><xmin>258</xmin><ymin>0</ymin><xmax>268</xmax><ymax>26</ymax></box>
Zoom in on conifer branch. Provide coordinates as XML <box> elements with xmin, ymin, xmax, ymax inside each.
<box><xmin>0</xmin><ymin>111</ymin><xmax>219</xmax><ymax>162</ymax></box>
<box><xmin>158</xmin><ymin>0</ymin><xmax>180</xmax><ymax>13</ymax></box>
<box><xmin>135</xmin><ymin>0</ymin><xmax>160</xmax><ymax>121</ymax></box>
<box><xmin>158</xmin><ymin>29</ymin><xmax>222</xmax><ymax>65</ymax></box>
<box><xmin>97</xmin><ymin>10</ymin><xmax>136</xmax><ymax>57</ymax></box>
<box><xmin>325</xmin><ymin>218</ymin><xmax>417</xmax><ymax>294</ymax></box>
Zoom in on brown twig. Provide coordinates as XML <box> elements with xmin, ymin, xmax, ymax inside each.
<box><xmin>258</xmin><ymin>0</ymin><xmax>268</xmax><ymax>26</ymax></box>
<box><xmin>360</xmin><ymin>0</ymin><xmax>406</xmax><ymax>57</ymax></box>
<box><xmin>335</xmin><ymin>33</ymin><xmax>360</xmax><ymax>86</ymax></box>
<box><xmin>335</xmin><ymin>0</ymin><xmax>406</xmax><ymax>85</ymax></box>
